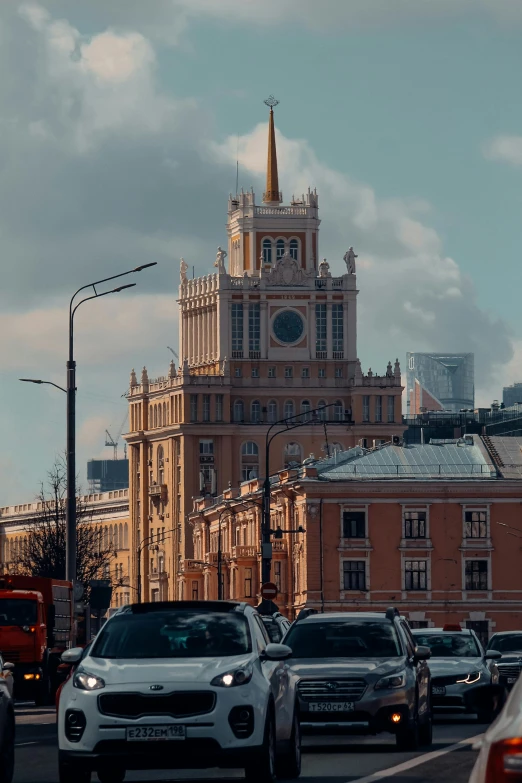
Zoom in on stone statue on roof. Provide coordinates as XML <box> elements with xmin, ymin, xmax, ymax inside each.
<box><xmin>180</xmin><ymin>257</ymin><xmax>188</xmax><ymax>283</ymax></box>
<box><xmin>214</xmin><ymin>246</ymin><xmax>227</xmax><ymax>274</ymax></box>
<box><xmin>343</xmin><ymin>247</ymin><xmax>358</xmax><ymax>274</ymax></box>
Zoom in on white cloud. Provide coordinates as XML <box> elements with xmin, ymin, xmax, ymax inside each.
<box><xmin>484</xmin><ymin>135</ymin><xmax>522</xmax><ymax>167</ymax></box>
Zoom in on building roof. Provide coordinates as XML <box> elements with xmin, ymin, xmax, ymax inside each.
<box><xmin>483</xmin><ymin>436</ymin><xmax>522</xmax><ymax>479</ymax></box>
<box><xmin>316</xmin><ymin>439</ymin><xmax>496</xmax><ymax>481</ymax></box>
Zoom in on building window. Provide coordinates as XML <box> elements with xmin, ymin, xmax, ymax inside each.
<box><xmin>251</xmin><ymin>400</ymin><xmax>261</xmax><ymax>423</ymax></box>
<box><xmin>262</xmin><ymin>238</ymin><xmax>272</xmax><ymax>264</ymax></box>
<box><xmin>289</xmin><ymin>239</ymin><xmax>298</xmax><ymax>261</ymax></box>
<box><xmin>464</xmin><ymin>510</ymin><xmax>487</xmax><ymax>539</ymax></box>
<box><xmin>409</xmin><ymin>620</ymin><xmax>429</xmax><ymax>629</ymax></box>
<box><xmin>285</xmin><ymin>366</ymin><xmax>293</xmax><ymax>379</ymax></box>
<box><xmin>244</xmin><ymin>568</ymin><xmax>252</xmax><ymax>597</ymax></box>
<box><xmin>334</xmin><ymin>400</ymin><xmax>343</xmax><ymax>421</ymax></box>
<box><xmin>301</xmin><ymin>400</ymin><xmax>311</xmax><ymax>421</ymax></box>
<box><xmin>315</xmin><ymin>304</ymin><xmax>327</xmax><ymax>355</ymax></box>
<box><xmin>251</xmin><ymin>367</ymin><xmax>259</xmax><ymax>378</ymax></box>
<box><xmin>190</xmin><ymin>394</ymin><xmax>198</xmax><ymax>422</ymax></box>
<box><xmin>234</xmin><ymin>367</ymin><xmax>242</xmax><ymax>378</ymax></box>
<box><xmin>343</xmin><ymin>561</ymin><xmax>366</xmax><ymax>591</ymax></box>
<box><xmin>375</xmin><ymin>396</ymin><xmax>382</xmax><ymax>423</ymax></box>
<box><xmin>268</xmin><ymin>366</ymin><xmax>276</xmax><ymax>378</ymax></box>
<box><xmin>241</xmin><ymin>441</ymin><xmax>259</xmax><ymax>482</ymax></box>
<box><xmin>231</xmin><ymin>303</ymin><xmax>244</xmax><ymax>355</ymax></box>
<box><xmin>192</xmin><ymin>581</ymin><xmax>199</xmax><ymax>601</ymax></box>
<box><xmin>215</xmin><ymin>394</ymin><xmax>223</xmax><ymax>422</ymax></box>
<box><xmin>301</xmin><ymin>367</ymin><xmax>310</xmax><ymax>378</ymax></box>
<box><xmin>267</xmin><ymin>400</ymin><xmax>278</xmax><ymax>424</ymax></box>
<box><xmin>404</xmin><ymin>561</ymin><xmax>427</xmax><ymax>591</ymax></box>
<box><xmin>387</xmin><ymin>396</ymin><xmax>395</xmax><ymax>423</ymax></box>
<box><xmin>465</xmin><ymin>560</ymin><xmax>488</xmax><ymax>591</ymax></box>
<box><xmin>284</xmin><ymin>400</ymin><xmax>295</xmax><ymax>419</ymax></box>
<box><xmin>233</xmin><ymin>399</ymin><xmax>244</xmax><ymax>422</ymax></box>
<box><xmin>362</xmin><ymin>395</ymin><xmax>370</xmax><ymax>422</ymax></box>
<box><xmin>199</xmin><ymin>439</ymin><xmax>213</xmax><ymax>455</ymax></box>
<box><xmin>404</xmin><ymin>511</ymin><xmax>426</xmax><ymax>538</ymax></box>
<box><xmin>318</xmin><ymin>368</ymin><xmax>326</xmax><ymax>378</ymax></box>
<box><xmin>284</xmin><ymin>442</ymin><xmax>302</xmax><ymax>468</ymax></box>
<box><xmin>335</xmin><ymin>367</ymin><xmax>343</xmax><ymax>378</ymax></box>
<box><xmin>332</xmin><ymin>303</ymin><xmax>343</xmax><ymax>354</ymax></box>
<box><xmin>157</xmin><ymin>445</ymin><xmax>164</xmax><ymax>484</ymax></box>
<box><xmin>276</xmin><ymin>238</ymin><xmax>285</xmax><ymax>259</ymax></box>
<box><xmin>202</xmin><ymin>394</ymin><xmax>210</xmax><ymax>422</ymax></box>
<box><xmin>248</xmin><ymin>303</ymin><xmax>260</xmax><ymax>353</ymax></box>
<box><xmin>343</xmin><ymin>510</ymin><xmax>366</xmax><ymax>538</ymax></box>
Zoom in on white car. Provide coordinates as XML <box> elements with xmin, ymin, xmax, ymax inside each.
<box><xmin>57</xmin><ymin>600</ymin><xmax>301</xmax><ymax>783</ymax></box>
<box><xmin>468</xmin><ymin>676</ymin><xmax>517</xmax><ymax>782</ymax></box>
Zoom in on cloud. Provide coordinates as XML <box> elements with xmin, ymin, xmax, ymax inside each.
<box><xmin>214</xmin><ymin>123</ymin><xmax>514</xmax><ymax>401</ymax></box>
<box><xmin>483</xmin><ymin>135</ymin><xmax>522</xmax><ymax>167</ymax></box>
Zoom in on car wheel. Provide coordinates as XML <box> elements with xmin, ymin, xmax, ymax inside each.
<box><xmin>0</xmin><ymin>713</ymin><xmax>15</xmax><ymax>783</ymax></box>
<box><xmin>418</xmin><ymin>706</ymin><xmax>433</xmax><ymax>747</ymax></box>
<box><xmin>276</xmin><ymin>712</ymin><xmax>301</xmax><ymax>779</ymax></box>
<box><xmin>98</xmin><ymin>768</ymin><xmax>125</xmax><ymax>783</ymax></box>
<box><xmin>245</xmin><ymin>711</ymin><xmax>276</xmax><ymax>783</ymax></box>
<box><xmin>396</xmin><ymin>712</ymin><xmax>419</xmax><ymax>751</ymax></box>
<box><xmin>58</xmin><ymin>760</ymin><xmax>91</xmax><ymax>783</ymax></box>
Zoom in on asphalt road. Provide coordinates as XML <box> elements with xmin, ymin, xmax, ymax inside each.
<box><xmin>13</xmin><ymin>705</ymin><xmax>482</xmax><ymax>783</ymax></box>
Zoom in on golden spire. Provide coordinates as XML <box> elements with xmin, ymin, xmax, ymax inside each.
<box><xmin>263</xmin><ymin>96</ymin><xmax>281</xmax><ymax>204</ymax></box>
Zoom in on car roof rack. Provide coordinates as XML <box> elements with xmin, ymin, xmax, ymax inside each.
<box><xmin>294</xmin><ymin>607</ymin><xmax>318</xmax><ymax>623</ymax></box>
<box><xmin>385</xmin><ymin>607</ymin><xmax>400</xmax><ymax>622</ymax></box>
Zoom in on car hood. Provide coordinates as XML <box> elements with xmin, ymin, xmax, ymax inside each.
<box><xmin>287</xmin><ymin>657</ymin><xmax>406</xmax><ymax>679</ymax></box>
<box><xmin>496</xmin><ymin>652</ymin><xmax>522</xmax><ymax>664</ymax></box>
<box><xmin>80</xmin><ymin>654</ymin><xmax>252</xmax><ymax>685</ymax></box>
<box><xmin>427</xmin><ymin>657</ymin><xmax>486</xmax><ymax>675</ymax></box>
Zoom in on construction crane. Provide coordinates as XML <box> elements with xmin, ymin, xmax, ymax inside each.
<box><xmin>104</xmin><ymin>412</ymin><xmax>129</xmax><ymax>460</ymax></box>
<box><xmin>167</xmin><ymin>346</ymin><xmax>178</xmax><ymax>360</ymax></box>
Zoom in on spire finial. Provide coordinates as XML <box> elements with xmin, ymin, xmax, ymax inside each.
<box><xmin>263</xmin><ymin>96</ymin><xmax>281</xmax><ymax>205</ymax></box>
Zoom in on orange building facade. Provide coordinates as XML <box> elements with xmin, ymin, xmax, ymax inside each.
<box><xmin>190</xmin><ymin>437</ymin><xmax>522</xmax><ymax>644</ymax></box>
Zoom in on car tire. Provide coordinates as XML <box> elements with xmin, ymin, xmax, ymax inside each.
<box><xmin>396</xmin><ymin>712</ymin><xmax>419</xmax><ymax>751</ymax></box>
<box><xmin>418</xmin><ymin>706</ymin><xmax>433</xmax><ymax>747</ymax></box>
<box><xmin>98</xmin><ymin>768</ymin><xmax>125</xmax><ymax>783</ymax></box>
<box><xmin>0</xmin><ymin>712</ymin><xmax>15</xmax><ymax>783</ymax></box>
<box><xmin>58</xmin><ymin>760</ymin><xmax>91</xmax><ymax>783</ymax></box>
<box><xmin>276</xmin><ymin>712</ymin><xmax>302</xmax><ymax>779</ymax></box>
<box><xmin>245</xmin><ymin>711</ymin><xmax>276</xmax><ymax>783</ymax></box>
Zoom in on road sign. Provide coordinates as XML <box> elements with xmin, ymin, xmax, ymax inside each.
<box><xmin>260</xmin><ymin>582</ymin><xmax>278</xmax><ymax>600</ymax></box>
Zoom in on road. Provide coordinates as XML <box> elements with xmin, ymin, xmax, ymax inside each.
<box><xmin>13</xmin><ymin>705</ymin><xmax>481</xmax><ymax>783</ymax></box>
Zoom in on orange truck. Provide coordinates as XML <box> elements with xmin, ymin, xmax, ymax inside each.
<box><xmin>0</xmin><ymin>575</ymin><xmax>73</xmax><ymax>704</ymax></box>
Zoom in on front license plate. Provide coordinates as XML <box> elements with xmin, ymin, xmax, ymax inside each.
<box><xmin>508</xmin><ymin>677</ymin><xmax>517</xmax><ymax>684</ymax></box>
<box><xmin>126</xmin><ymin>725</ymin><xmax>186</xmax><ymax>742</ymax></box>
<box><xmin>432</xmin><ymin>686</ymin><xmax>446</xmax><ymax>696</ymax></box>
<box><xmin>309</xmin><ymin>702</ymin><xmax>355</xmax><ymax>712</ymax></box>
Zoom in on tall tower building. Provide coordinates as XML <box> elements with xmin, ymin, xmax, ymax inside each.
<box><xmin>406</xmin><ymin>352</ymin><xmax>474</xmax><ymax>414</ymax></box>
<box><xmin>125</xmin><ymin>101</ymin><xmax>404</xmax><ymax>602</ymax></box>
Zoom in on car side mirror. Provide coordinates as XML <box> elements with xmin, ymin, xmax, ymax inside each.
<box><xmin>485</xmin><ymin>649</ymin><xmax>502</xmax><ymax>660</ymax></box>
<box><xmin>413</xmin><ymin>645</ymin><xmax>431</xmax><ymax>662</ymax></box>
<box><xmin>261</xmin><ymin>643</ymin><xmax>292</xmax><ymax>662</ymax></box>
<box><xmin>2</xmin><ymin>662</ymin><xmax>14</xmax><ymax>671</ymax></box>
<box><xmin>61</xmin><ymin>647</ymin><xmax>84</xmax><ymax>665</ymax></box>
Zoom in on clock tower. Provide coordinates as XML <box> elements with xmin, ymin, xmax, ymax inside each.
<box><xmin>126</xmin><ymin>100</ymin><xmax>404</xmax><ymax>602</ymax></box>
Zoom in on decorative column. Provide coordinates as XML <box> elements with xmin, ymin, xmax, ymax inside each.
<box><xmin>309</xmin><ymin>299</ymin><xmax>316</xmax><ymax>359</ymax></box>
<box><xmin>243</xmin><ymin>298</ymin><xmax>249</xmax><ymax>358</ymax></box>
<box><xmin>260</xmin><ymin>300</ymin><xmax>268</xmax><ymax>358</ymax></box>
<box><xmin>326</xmin><ymin>301</ymin><xmax>333</xmax><ymax>359</ymax></box>
<box><xmin>343</xmin><ymin>302</ymin><xmax>349</xmax><ymax>359</ymax></box>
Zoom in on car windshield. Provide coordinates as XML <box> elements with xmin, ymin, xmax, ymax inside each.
<box><xmin>284</xmin><ymin>620</ymin><xmax>402</xmax><ymax>658</ymax></box>
<box><xmin>91</xmin><ymin>609</ymin><xmax>252</xmax><ymax>659</ymax></box>
<box><xmin>261</xmin><ymin>617</ymin><xmax>283</xmax><ymax>643</ymax></box>
<box><xmin>413</xmin><ymin>633</ymin><xmax>480</xmax><ymax>657</ymax></box>
<box><xmin>488</xmin><ymin>635</ymin><xmax>522</xmax><ymax>653</ymax></box>
<box><xmin>0</xmin><ymin>598</ymin><xmax>37</xmax><ymax>626</ymax></box>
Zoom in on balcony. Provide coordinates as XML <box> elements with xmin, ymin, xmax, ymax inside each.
<box><xmin>232</xmin><ymin>545</ymin><xmax>258</xmax><ymax>559</ymax></box>
<box><xmin>181</xmin><ymin>560</ymin><xmax>205</xmax><ymax>573</ymax></box>
<box><xmin>149</xmin><ymin>570</ymin><xmax>169</xmax><ymax>583</ymax></box>
<box><xmin>272</xmin><ymin>541</ymin><xmax>287</xmax><ymax>552</ymax></box>
<box><xmin>149</xmin><ymin>484</ymin><xmax>167</xmax><ymax>500</ymax></box>
<box><xmin>206</xmin><ymin>552</ymin><xmax>231</xmax><ymax>565</ymax></box>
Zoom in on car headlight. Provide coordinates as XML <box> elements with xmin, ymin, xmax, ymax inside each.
<box><xmin>456</xmin><ymin>671</ymin><xmax>481</xmax><ymax>684</ymax></box>
<box><xmin>73</xmin><ymin>670</ymin><xmax>105</xmax><ymax>691</ymax></box>
<box><xmin>211</xmin><ymin>664</ymin><xmax>253</xmax><ymax>687</ymax></box>
<box><xmin>374</xmin><ymin>671</ymin><xmax>407</xmax><ymax>690</ymax></box>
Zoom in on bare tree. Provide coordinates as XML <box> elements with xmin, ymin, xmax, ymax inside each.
<box><xmin>12</xmin><ymin>459</ymin><xmax>120</xmax><ymax>595</ymax></box>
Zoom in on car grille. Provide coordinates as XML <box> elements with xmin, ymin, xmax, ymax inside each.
<box><xmin>98</xmin><ymin>691</ymin><xmax>216</xmax><ymax>719</ymax></box>
<box><xmin>298</xmin><ymin>679</ymin><xmax>367</xmax><ymax>701</ymax></box>
<box><xmin>432</xmin><ymin>674</ymin><xmax>471</xmax><ymax>687</ymax></box>
<box><xmin>498</xmin><ymin>664</ymin><xmax>522</xmax><ymax>678</ymax></box>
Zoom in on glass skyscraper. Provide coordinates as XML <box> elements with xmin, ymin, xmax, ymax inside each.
<box><xmin>406</xmin><ymin>353</ymin><xmax>474</xmax><ymax>414</ymax></box>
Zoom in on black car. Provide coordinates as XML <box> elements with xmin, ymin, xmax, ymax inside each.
<box><xmin>0</xmin><ymin>651</ymin><xmax>15</xmax><ymax>783</ymax></box>
<box><xmin>488</xmin><ymin>632</ymin><xmax>522</xmax><ymax>689</ymax></box>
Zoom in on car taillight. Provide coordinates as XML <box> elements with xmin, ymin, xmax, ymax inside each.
<box><xmin>486</xmin><ymin>738</ymin><xmax>522</xmax><ymax>782</ymax></box>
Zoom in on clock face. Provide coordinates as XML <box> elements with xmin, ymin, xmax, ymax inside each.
<box><xmin>272</xmin><ymin>309</ymin><xmax>305</xmax><ymax>345</ymax></box>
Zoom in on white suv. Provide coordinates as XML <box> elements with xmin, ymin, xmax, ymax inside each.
<box><xmin>57</xmin><ymin>600</ymin><xmax>301</xmax><ymax>783</ymax></box>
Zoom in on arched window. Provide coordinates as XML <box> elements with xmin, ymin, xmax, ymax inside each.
<box><xmin>157</xmin><ymin>445</ymin><xmax>164</xmax><ymax>484</ymax></box>
<box><xmin>290</xmin><ymin>238</ymin><xmax>298</xmax><ymax>260</ymax></box>
<box><xmin>251</xmin><ymin>400</ymin><xmax>261</xmax><ymax>423</ymax></box>
<box><xmin>124</xmin><ymin>523</ymin><xmax>129</xmax><ymax>549</ymax></box>
<box><xmin>276</xmin><ymin>239</ymin><xmax>285</xmax><ymax>259</ymax></box>
<box><xmin>103</xmin><ymin>527</ymin><xmax>109</xmax><ymax>550</ymax></box>
<box><xmin>284</xmin><ymin>442</ymin><xmax>302</xmax><ymax>468</ymax></box>
<box><xmin>267</xmin><ymin>400</ymin><xmax>278</xmax><ymax>424</ymax></box>
<box><xmin>262</xmin><ymin>238</ymin><xmax>272</xmax><ymax>264</ymax></box>
<box><xmin>334</xmin><ymin>400</ymin><xmax>344</xmax><ymax>421</ymax></box>
<box><xmin>153</xmin><ymin>406</ymin><xmax>157</xmax><ymax>429</ymax></box>
<box><xmin>318</xmin><ymin>400</ymin><xmax>328</xmax><ymax>420</ymax></box>
<box><xmin>163</xmin><ymin>402</ymin><xmax>167</xmax><ymax>426</ymax></box>
<box><xmin>118</xmin><ymin>523</ymin><xmax>123</xmax><ymax>551</ymax></box>
<box><xmin>233</xmin><ymin>399</ymin><xmax>244</xmax><ymax>423</ymax></box>
<box><xmin>241</xmin><ymin>441</ymin><xmax>259</xmax><ymax>482</ymax></box>
<box><xmin>284</xmin><ymin>400</ymin><xmax>295</xmax><ymax>420</ymax></box>
<box><xmin>159</xmin><ymin>405</ymin><xmax>163</xmax><ymax>428</ymax></box>
<box><xmin>301</xmin><ymin>400</ymin><xmax>311</xmax><ymax>422</ymax></box>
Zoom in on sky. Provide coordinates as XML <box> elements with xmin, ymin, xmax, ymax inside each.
<box><xmin>1</xmin><ymin>0</ymin><xmax>522</xmax><ymax>504</ymax></box>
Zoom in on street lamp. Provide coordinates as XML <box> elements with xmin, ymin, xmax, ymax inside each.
<box><xmin>21</xmin><ymin>262</ymin><xmax>157</xmax><ymax>588</ymax></box>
